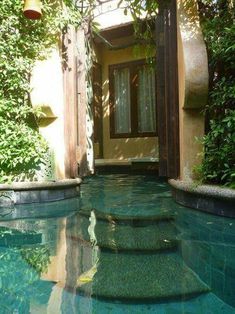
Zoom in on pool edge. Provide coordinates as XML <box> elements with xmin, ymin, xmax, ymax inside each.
<box><xmin>0</xmin><ymin>178</ymin><xmax>82</xmax><ymax>205</ymax></box>
<box><xmin>169</xmin><ymin>179</ymin><xmax>235</xmax><ymax>218</ymax></box>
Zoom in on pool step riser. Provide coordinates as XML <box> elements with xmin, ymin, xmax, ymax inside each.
<box><xmin>74</xmin><ymin>213</ymin><xmax>178</xmax><ymax>252</ymax></box>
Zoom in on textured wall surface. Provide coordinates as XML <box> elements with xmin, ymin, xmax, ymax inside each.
<box><xmin>177</xmin><ymin>0</ymin><xmax>208</xmax><ymax>180</ymax></box>
<box><xmin>30</xmin><ymin>48</ymin><xmax>66</xmax><ymax>179</ymax></box>
<box><xmin>178</xmin><ymin>0</ymin><xmax>208</xmax><ymax>109</ymax></box>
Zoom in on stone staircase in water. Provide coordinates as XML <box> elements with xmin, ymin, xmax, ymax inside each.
<box><xmin>73</xmin><ymin>208</ymin><xmax>211</xmax><ymax>301</ymax></box>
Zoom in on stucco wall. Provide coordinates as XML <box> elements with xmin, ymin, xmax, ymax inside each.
<box><xmin>94</xmin><ymin>0</ymin><xmax>135</xmax><ymax>30</ymax></box>
<box><xmin>97</xmin><ymin>43</ymin><xmax>158</xmax><ymax>160</ymax></box>
<box><xmin>177</xmin><ymin>0</ymin><xmax>208</xmax><ymax>180</ymax></box>
<box><xmin>30</xmin><ymin>47</ymin><xmax>66</xmax><ymax>179</ymax></box>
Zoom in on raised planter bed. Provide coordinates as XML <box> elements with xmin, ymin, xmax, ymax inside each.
<box><xmin>169</xmin><ymin>179</ymin><xmax>235</xmax><ymax>218</ymax></box>
<box><xmin>0</xmin><ymin>179</ymin><xmax>82</xmax><ymax>206</ymax></box>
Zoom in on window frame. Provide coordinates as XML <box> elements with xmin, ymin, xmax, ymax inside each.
<box><xmin>109</xmin><ymin>59</ymin><xmax>157</xmax><ymax>139</ymax></box>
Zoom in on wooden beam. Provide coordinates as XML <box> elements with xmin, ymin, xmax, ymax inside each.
<box><xmin>76</xmin><ymin>28</ymin><xmax>89</xmax><ymax>176</ymax></box>
<box><xmin>156</xmin><ymin>0</ymin><xmax>180</xmax><ymax>179</ymax></box>
<box><xmin>93</xmin><ymin>62</ymin><xmax>103</xmax><ymax>158</ymax></box>
<box><xmin>63</xmin><ymin>27</ymin><xmax>78</xmax><ymax>178</ymax></box>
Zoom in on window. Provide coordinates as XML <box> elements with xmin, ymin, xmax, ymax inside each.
<box><xmin>109</xmin><ymin>59</ymin><xmax>157</xmax><ymax>138</ymax></box>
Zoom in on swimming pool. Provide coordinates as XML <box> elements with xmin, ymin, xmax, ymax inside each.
<box><xmin>0</xmin><ymin>174</ymin><xmax>234</xmax><ymax>313</ymax></box>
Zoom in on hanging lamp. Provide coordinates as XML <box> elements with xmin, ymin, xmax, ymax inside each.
<box><xmin>23</xmin><ymin>0</ymin><xmax>42</xmax><ymax>20</ymax></box>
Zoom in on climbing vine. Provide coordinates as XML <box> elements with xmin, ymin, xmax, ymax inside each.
<box><xmin>0</xmin><ymin>0</ymin><xmax>81</xmax><ymax>183</ymax></box>
<box><xmin>0</xmin><ymin>0</ymin><xmax>158</xmax><ymax>182</ymax></box>
<box><xmin>197</xmin><ymin>0</ymin><xmax>235</xmax><ymax>187</ymax></box>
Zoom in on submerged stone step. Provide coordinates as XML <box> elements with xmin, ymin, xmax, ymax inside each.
<box><xmin>77</xmin><ymin>251</ymin><xmax>210</xmax><ymax>300</ymax></box>
<box><xmin>78</xmin><ymin>208</ymin><xmax>175</xmax><ymax>223</ymax></box>
<box><xmin>76</xmin><ymin>214</ymin><xmax>178</xmax><ymax>251</ymax></box>
<box><xmin>75</xmin><ymin>292</ymin><xmax>235</xmax><ymax>314</ymax></box>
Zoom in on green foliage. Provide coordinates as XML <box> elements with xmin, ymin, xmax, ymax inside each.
<box><xmin>20</xmin><ymin>245</ymin><xmax>51</xmax><ymax>274</ymax></box>
<box><xmin>85</xmin><ymin>0</ymin><xmax>158</xmax><ymax>58</ymax></box>
<box><xmin>0</xmin><ymin>0</ymin><xmax>81</xmax><ymax>182</ymax></box>
<box><xmin>119</xmin><ymin>0</ymin><xmax>158</xmax><ymax>58</ymax></box>
<box><xmin>198</xmin><ymin>110</ymin><xmax>235</xmax><ymax>186</ymax></box>
<box><xmin>198</xmin><ymin>0</ymin><xmax>235</xmax><ymax>187</ymax></box>
<box><xmin>0</xmin><ymin>0</ymin><xmax>159</xmax><ymax>182</ymax></box>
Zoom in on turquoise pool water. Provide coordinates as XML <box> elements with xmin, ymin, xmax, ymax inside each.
<box><xmin>0</xmin><ymin>174</ymin><xmax>234</xmax><ymax>313</ymax></box>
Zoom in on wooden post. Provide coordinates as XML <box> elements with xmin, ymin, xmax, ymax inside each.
<box><xmin>63</xmin><ymin>27</ymin><xmax>78</xmax><ymax>178</ymax></box>
<box><xmin>92</xmin><ymin>62</ymin><xmax>103</xmax><ymax>158</ymax></box>
<box><xmin>156</xmin><ymin>0</ymin><xmax>180</xmax><ymax>179</ymax></box>
<box><xmin>76</xmin><ymin>28</ymin><xmax>90</xmax><ymax>176</ymax></box>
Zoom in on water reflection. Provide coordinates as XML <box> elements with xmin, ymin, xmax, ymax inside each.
<box><xmin>0</xmin><ymin>224</ymin><xmax>51</xmax><ymax>313</ymax></box>
<box><xmin>0</xmin><ymin>175</ymin><xmax>234</xmax><ymax>313</ymax></box>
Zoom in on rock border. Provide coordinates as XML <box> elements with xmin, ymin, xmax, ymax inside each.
<box><xmin>169</xmin><ymin>179</ymin><xmax>235</xmax><ymax>218</ymax></box>
<box><xmin>0</xmin><ymin>178</ymin><xmax>82</xmax><ymax>205</ymax></box>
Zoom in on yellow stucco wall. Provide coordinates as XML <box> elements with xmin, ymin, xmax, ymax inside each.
<box><xmin>94</xmin><ymin>0</ymin><xmax>137</xmax><ymax>30</ymax></box>
<box><xmin>177</xmin><ymin>0</ymin><xmax>208</xmax><ymax>180</ymax></box>
<box><xmin>30</xmin><ymin>47</ymin><xmax>66</xmax><ymax>179</ymax></box>
<box><xmin>96</xmin><ymin>43</ymin><xmax>158</xmax><ymax>160</ymax></box>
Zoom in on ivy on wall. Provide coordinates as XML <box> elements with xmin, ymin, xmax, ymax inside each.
<box><xmin>0</xmin><ymin>0</ymin><xmax>158</xmax><ymax>182</ymax></box>
<box><xmin>0</xmin><ymin>0</ymin><xmax>81</xmax><ymax>182</ymax></box>
<box><xmin>197</xmin><ymin>0</ymin><xmax>235</xmax><ymax>187</ymax></box>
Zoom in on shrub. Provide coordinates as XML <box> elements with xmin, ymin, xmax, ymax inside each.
<box><xmin>200</xmin><ymin>110</ymin><xmax>235</xmax><ymax>186</ymax></box>
<box><xmin>0</xmin><ymin>0</ymin><xmax>80</xmax><ymax>182</ymax></box>
<box><xmin>198</xmin><ymin>0</ymin><xmax>235</xmax><ymax>187</ymax></box>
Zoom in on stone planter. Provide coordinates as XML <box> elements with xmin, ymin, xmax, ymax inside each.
<box><xmin>169</xmin><ymin>179</ymin><xmax>235</xmax><ymax>218</ymax></box>
<box><xmin>0</xmin><ymin>178</ymin><xmax>82</xmax><ymax>206</ymax></box>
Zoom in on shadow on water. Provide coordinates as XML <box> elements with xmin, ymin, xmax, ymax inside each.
<box><xmin>0</xmin><ymin>175</ymin><xmax>234</xmax><ymax>313</ymax></box>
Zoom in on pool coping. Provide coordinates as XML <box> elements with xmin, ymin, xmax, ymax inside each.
<box><xmin>169</xmin><ymin>179</ymin><xmax>235</xmax><ymax>218</ymax></box>
<box><xmin>0</xmin><ymin>178</ymin><xmax>82</xmax><ymax>205</ymax></box>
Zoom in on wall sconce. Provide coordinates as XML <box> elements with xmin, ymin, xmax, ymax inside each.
<box><xmin>23</xmin><ymin>0</ymin><xmax>42</xmax><ymax>20</ymax></box>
